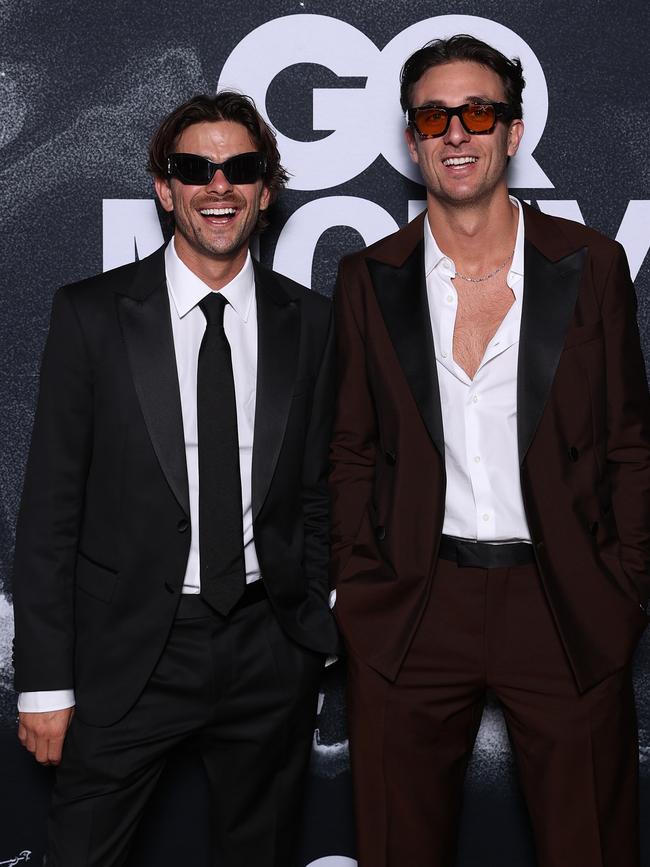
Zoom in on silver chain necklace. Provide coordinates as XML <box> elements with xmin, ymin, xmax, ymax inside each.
<box><xmin>453</xmin><ymin>250</ymin><xmax>514</xmax><ymax>284</ymax></box>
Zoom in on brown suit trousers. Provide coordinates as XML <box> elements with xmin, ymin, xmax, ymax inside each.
<box><xmin>345</xmin><ymin>557</ymin><xmax>639</xmax><ymax>867</ymax></box>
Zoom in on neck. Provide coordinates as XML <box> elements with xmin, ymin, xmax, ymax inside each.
<box><xmin>426</xmin><ymin>192</ymin><xmax>518</xmax><ymax>271</ymax></box>
<box><xmin>173</xmin><ymin>234</ymin><xmax>249</xmax><ymax>291</ymax></box>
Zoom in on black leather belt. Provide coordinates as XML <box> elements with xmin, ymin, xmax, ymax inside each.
<box><xmin>438</xmin><ymin>535</ymin><xmax>535</xmax><ymax>569</ymax></box>
<box><xmin>176</xmin><ymin>580</ymin><xmax>267</xmax><ymax>619</ymax></box>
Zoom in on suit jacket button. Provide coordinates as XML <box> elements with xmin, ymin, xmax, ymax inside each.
<box><xmin>568</xmin><ymin>446</ymin><xmax>579</xmax><ymax>462</ymax></box>
<box><xmin>177</xmin><ymin>518</ymin><xmax>189</xmax><ymax>533</ymax></box>
<box><xmin>376</xmin><ymin>525</ymin><xmax>386</xmax><ymax>541</ymax></box>
<box><xmin>165</xmin><ymin>581</ymin><xmax>176</xmax><ymax>594</ymax></box>
<box><xmin>385</xmin><ymin>450</ymin><xmax>396</xmax><ymax>466</ymax></box>
<box><xmin>536</xmin><ymin>541</ymin><xmax>545</xmax><ymax>552</ymax></box>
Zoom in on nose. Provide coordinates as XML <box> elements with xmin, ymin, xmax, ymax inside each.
<box><xmin>443</xmin><ymin>114</ymin><xmax>470</xmax><ymax>146</ymax></box>
<box><xmin>205</xmin><ymin>168</ymin><xmax>232</xmax><ymax>194</ymax></box>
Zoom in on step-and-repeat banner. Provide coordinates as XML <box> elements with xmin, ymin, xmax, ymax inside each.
<box><xmin>1</xmin><ymin>1</ymin><xmax>648</xmax><ymax>864</ymax></box>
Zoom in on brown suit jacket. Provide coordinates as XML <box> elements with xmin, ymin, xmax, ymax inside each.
<box><xmin>330</xmin><ymin>203</ymin><xmax>650</xmax><ymax>693</ymax></box>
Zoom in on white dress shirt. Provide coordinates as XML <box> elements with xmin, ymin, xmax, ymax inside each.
<box><xmin>166</xmin><ymin>239</ymin><xmax>261</xmax><ymax>591</ymax></box>
<box><xmin>424</xmin><ymin>197</ymin><xmax>531</xmax><ymax>542</ymax></box>
<box><xmin>19</xmin><ymin>239</ymin><xmax>260</xmax><ymax>712</ymax></box>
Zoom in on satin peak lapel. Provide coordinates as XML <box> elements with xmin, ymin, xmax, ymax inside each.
<box><xmin>517</xmin><ymin>241</ymin><xmax>586</xmax><ymax>463</ymax></box>
<box><xmin>251</xmin><ymin>264</ymin><xmax>299</xmax><ymax>519</ymax></box>
<box><xmin>369</xmin><ymin>242</ymin><xmax>444</xmax><ymax>457</ymax></box>
<box><xmin>118</xmin><ymin>280</ymin><xmax>190</xmax><ymax>515</ymax></box>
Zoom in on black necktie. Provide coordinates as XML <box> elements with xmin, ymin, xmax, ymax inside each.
<box><xmin>197</xmin><ymin>292</ymin><xmax>245</xmax><ymax>614</ymax></box>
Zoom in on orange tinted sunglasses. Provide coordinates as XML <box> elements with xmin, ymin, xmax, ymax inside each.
<box><xmin>407</xmin><ymin>102</ymin><xmax>512</xmax><ymax>138</ymax></box>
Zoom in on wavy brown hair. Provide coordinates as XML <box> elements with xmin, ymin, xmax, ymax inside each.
<box><xmin>148</xmin><ymin>91</ymin><xmax>288</xmax><ymax>233</ymax></box>
<box><xmin>400</xmin><ymin>35</ymin><xmax>525</xmax><ymax>120</ymax></box>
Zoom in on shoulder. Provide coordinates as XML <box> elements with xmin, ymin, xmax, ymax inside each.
<box><xmin>253</xmin><ymin>260</ymin><xmax>331</xmax><ymax>315</ymax></box>
<box><xmin>56</xmin><ymin>247</ymin><xmax>167</xmax><ymax>308</ymax></box>
<box><xmin>521</xmin><ymin>202</ymin><xmax>624</xmax><ymax>263</ymax></box>
<box><xmin>338</xmin><ymin>214</ymin><xmax>425</xmax><ymax>280</ymax></box>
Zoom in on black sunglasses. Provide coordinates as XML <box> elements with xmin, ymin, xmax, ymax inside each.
<box><xmin>167</xmin><ymin>152</ymin><xmax>266</xmax><ymax>185</ymax></box>
<box><xmin>407</xmin><ymin>102</ymin><xmax>512</xmax><ymax>139</ymax></box>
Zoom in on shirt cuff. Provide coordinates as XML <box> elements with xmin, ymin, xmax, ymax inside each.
<box><xmin>18</xmin><ymin>690</ymin><xmax>75</xmax><ymax>713</ymax></box>
<box><xmin>328</xmin><ymin>589</ymin><xmax>336</xmax><ymax>609</ymax></box>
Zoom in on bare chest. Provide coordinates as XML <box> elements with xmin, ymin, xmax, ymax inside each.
<box><xmin>452</xmin><ymin>278</ymin><xmax>515</xmax><ymax>379</ymax></box>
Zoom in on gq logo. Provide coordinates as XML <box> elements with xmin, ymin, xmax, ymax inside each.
<box><xmin>103</xmin><ymin>14</ymin><xmax>649</xmax><ymax>288</ymax></box>
<box><xmin>218</xmin><ymin>14</ymin><xmax>551</xmax><ymax>190</ymax></box>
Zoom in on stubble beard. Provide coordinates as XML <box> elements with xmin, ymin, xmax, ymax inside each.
<box><xmin>176</xmin><ymin>203</ymin><xmax>257</xmax><ymax>263</ymax></box>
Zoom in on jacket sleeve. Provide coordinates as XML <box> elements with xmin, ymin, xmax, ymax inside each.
<box><xmin>299</xmin><ymin>302</ymin><xmax>337</xmax><ymax>607</ymax></box>
<box><xmin>329</xmin><ymin>260</ymin><xmax>379</xmax><ymax>588</ymax></box>
<box><xmin>601</xmin><ymin>243</ymin><xmax>650</xmax><ymax>608</ymax></box>
<box><xmin>12</xmin><ymin>286</ymin><xmax>93</xmax><ymax>692</ymax></box>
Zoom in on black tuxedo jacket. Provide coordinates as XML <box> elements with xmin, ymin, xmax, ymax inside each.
<box><xmin>13</xmin><ymin>247</ymin><xmax>339</xmax><ymax>725</ymax></box>
<box><xmin>330</xmin><ymin>203</ymin><xmax>650</xmax><ymax>693</ymax></box>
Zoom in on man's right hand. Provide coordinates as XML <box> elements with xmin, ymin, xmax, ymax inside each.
<box><xmin>18</xmin><ymin>707</ymin><xmax>75</xmax><ymax>766</ymax></box>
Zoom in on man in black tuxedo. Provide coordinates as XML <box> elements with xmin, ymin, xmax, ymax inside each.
<box><xmin>13</xmin><ymin>91</ymin><xmax>338</xmax><ymax>867</ymax></box>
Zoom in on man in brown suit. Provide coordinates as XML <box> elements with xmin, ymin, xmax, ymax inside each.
<box><xmin>329</xmin><ymin>35</ymin><xmax>650</xmax><ymax>867</ymax></box>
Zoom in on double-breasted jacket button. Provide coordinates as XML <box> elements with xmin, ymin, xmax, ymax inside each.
<box><xmin>385</xmin><ymin>450</ymin><xmax>396</xmax><ymax>466</ymax></box>
<box><xmin>568</xmin><ymin>446</ymin><xmax>579</xmax><ymax>462</ymax></box>
<box><xmin>376</xmin><ymin>525</ymin><xmax>386</xmax><ymax>541</ymax></box>
<box><xmin>177</xmin><ymin>518</ymin><xmax>189</xmax><ymax>533</ymax></box>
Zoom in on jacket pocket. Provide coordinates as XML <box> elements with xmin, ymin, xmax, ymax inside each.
<box><xmin>75</xmin><ymin>552</ymin><xmax>119</xmax><ymax>603</ymax></box>
<box><xmin>562</xmin><ymin>320</ymin><xmax>603</xmax><ymax>349</ymax></box>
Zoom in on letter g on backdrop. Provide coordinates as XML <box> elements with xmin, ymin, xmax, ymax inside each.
<box><xmin>218</xmin><ymin>14</ymin><xmax>553</xmax><ymax>190</ymax></box>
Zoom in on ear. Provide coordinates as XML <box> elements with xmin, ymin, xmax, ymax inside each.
<box><xmin>405</xmin><ymin>126</ymin><xmax>420</xmax><ymax>165</ymax></box>
<box><xmin>154</xmin><ymin>175</ymin><xmax>174</xmax><ymax>213</ymax></box>
<box><xmin>259</xmin><ymin>183</ymin><xmax>271</xmax><ymax>213</ymax></box>
<box><xmin>506</xmin><ymin>118</ymin><xmax>524</xmax><ymax>158</ymax></box>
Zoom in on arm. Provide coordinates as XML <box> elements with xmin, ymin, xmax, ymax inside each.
<box><xmin>300</xmin><ymin>305</ymin><xmax>336</xmax><ymax>608</ymax></box>
<box><xmin>12</xmin><ymin>287</ymin><xmax>93</xmax><ymax>757</ymax></box>
<box><xmin>328</xmin><ymin>261</ymin><xmax>379</xmax><ymax>587</ymax></box>
<box><xmin>602</xmin><ymin>244</ymin><xmax>650</xmax><ymax>606</ymax></box>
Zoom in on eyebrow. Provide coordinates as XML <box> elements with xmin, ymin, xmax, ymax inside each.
<box><xmin>415</xmin><ymin>96</ymin><xmax>498</xmax><ymax>108</ymax></box>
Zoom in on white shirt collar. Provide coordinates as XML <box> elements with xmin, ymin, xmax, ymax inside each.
<box><xmin>424</xmin><ymin>195</ymin><xmax>525</xmax><ymax>289</ymax></box>
<box><xmin>509</xmin><ymin>196</ymin><xmax>525</xmax><ymax>280</ymax></box>
<box><xmin>164</xmin><ymin>237</ymin><xmax>256</xmax><ymax>321</ymax></box>
<box><xmin>424</xmin><ymin>214</ymin><xmax>449</xmax><ymax>278</ymax></box>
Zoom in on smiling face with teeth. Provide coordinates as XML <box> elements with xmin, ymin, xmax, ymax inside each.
<box><xmin>405</xmin><ymin>60</ymin><xmax>523</xmax><ymax>211</ymax></box>
<box><xmin>154</xmin><ymin>120</ymin><xmax>270</xmax><ymax>288</ymax></box>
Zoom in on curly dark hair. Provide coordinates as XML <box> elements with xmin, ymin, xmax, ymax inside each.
<box><xmin>148</xmin><ymin>91</ymin><xmax>288</xmax><ymax>233</ymax></box>
<box><xmin>400</xmin><ymin>35</ymin><xmax>525</xmax><ymax>120</ymax></box>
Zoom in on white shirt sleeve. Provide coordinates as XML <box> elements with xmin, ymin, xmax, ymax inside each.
<box><xmin>17</xmin><ymin>690</ymin><xmax>75</xmax><ymax>713</ymax></box>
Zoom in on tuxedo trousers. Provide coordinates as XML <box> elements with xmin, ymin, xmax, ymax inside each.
<box><xmin>346</xmin><ymin>558</ymin><xmax>640</xmax><ymax>867</ymax></box>
<box><xmin>48</xmin><ymin>595</ymin><xmax>324</xmax><ymax>867</ymax></box>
